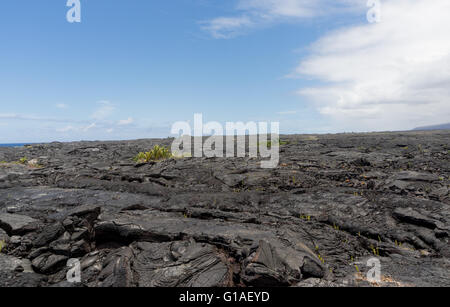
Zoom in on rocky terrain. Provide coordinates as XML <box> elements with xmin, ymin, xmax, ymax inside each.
<box><xmin>0</xmin><ymin>131</ymin><xmax>449</xmax><ymax>287</ymax></box>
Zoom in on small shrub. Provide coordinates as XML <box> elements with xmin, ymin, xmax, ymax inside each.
<box><xmin>18</xmin><ymin>157</ymin><xmax>28</xmax><ymax>164</ymax></box>
<box><xmin>133</xmin><ymin>145</ymin><xmax>172</xmax><ymax>163</ymax></box>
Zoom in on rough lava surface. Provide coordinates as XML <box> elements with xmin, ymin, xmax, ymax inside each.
<box><xmin>0</xmin><ymin>131</ymin><xmax>449</xmax><ymax>287</ymax></box>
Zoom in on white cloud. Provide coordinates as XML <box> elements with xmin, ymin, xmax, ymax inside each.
<box><xmin>201</xmin><ymin>16</ymin><xmax>253</xmax><ymax>39</ymax></box>
<box><xmin>0</xmin><ymin>113</ymin><xmax>82</xmax><ymax>123</ymax></box>
<box><xmin>56</xmin><ymin>125</ymin><xmax>76</xmax><ymax>133</ymax></box>
<box><xmin>82</xmin><ymin>123</ymin><xmax>97</xmax><ymax>132</ymax></box>
<box><xmin>57</xmin><ymin>123</ymin><xmax>97</xmax><ymax>133</ymax></box>
<box><xmin>295</xmin><ymin>0</ymin><xmax>450</xmax><ymax>131</ymax></box>
<box><xmin>202</xmin><ymin>0</ymin><xmax>364</xmax><ymax>38</ymax></box>
<box><xmin>117</xmin><ymin>117</ymin><xmax>134</xmax><ymax>126</ymax></box>
<box><xmin>56</xmin><ymin>104</ymin><xmax>68</xmax><ymax>109</ymax></box>
<box><xmin>277</xmin><ymin>110</ymin><xmax>298</xmax><ymax>115</ymax></box>
<box><xmin>237</xmin><ymin>0</ymin><xmax>320</xmax><ymax>18</ymax></box>
<box><xmin>91</xmin><ymin>100</ymin><xmax>116</xmax><ymax>120</ymax></box>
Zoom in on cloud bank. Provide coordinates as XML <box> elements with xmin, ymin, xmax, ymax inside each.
<box><xmin>204</xmin><ymin>0</ymin><xmax>450</xmax><ymax>131</ymax></box>
<box><xmin>296</xmin><ymin>0</ymin><xmax>450</xmax><ymax>131</ymax></box>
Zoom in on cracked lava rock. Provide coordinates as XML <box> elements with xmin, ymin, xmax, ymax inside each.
<box><xmin>0</xmin><ymin>131</ymin><xmax>449</xmax><ymax>287</ymax></box>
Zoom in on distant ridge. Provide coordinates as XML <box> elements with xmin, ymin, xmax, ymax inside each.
<box><xmin>413</xmin><ymin>123</ymin><xmax>450</xmax><ymax>131</ymax></box>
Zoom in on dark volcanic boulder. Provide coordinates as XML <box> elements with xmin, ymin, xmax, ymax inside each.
<box><xmin>31</xmin><ymin>253</ymin><xmax>68</xmax><ymax>274</ymax></box>
<box><xmin>132</xmin><ymin>240</ymin><xmax>230</xmax><ymax>287</ymax></box>
<box><xmin>0</xmin><ymin>213</ymin><xmax>38</xmax><ymax>235</ymax></box>
<box><xmin>33</xmin><ymin>222</ymin><xmax>65</xmax><ymax>247</ymax></box>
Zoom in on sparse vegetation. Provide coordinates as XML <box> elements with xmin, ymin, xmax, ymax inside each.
<box><xmin>305</xmin><ymin>136</ymin><xmax>319</xmax><ymax>141</ymax></box>
<box><xmin>258</xmin><ymin>139</ymin><xmax>289</xmax><ymax>148</ymax></box>
<box><xmin>370</xmin><ymin>244</ymin><xmax>380</xmax><ymax>256</ymax></box>
<box><xmin>299</xmin><ymin>214</ymin><xmax>311</xmax><ymax>221</ymax></box>
<box><xmin>317</xmin><ymin>253</ymin><xmax>325</xmax><ymax>264</ymax></box>
<box><xmin>0</xmin><ymin>157</ymin><xmax>42</xmax><ymax>168</ymax></box>
<box><xmin>172</xmin><ymin>152</ymin><xmax>192</xmax><ymax>159</ymax></box>
<box><xmin>395</xmin><ymin>240</ymin><xmax>403</xmax><ymax>247</ymax></box>
<box><xmin>133</xmin><ymin>145</ymin><xmax>173</xmax><ymax>163</ymax></box>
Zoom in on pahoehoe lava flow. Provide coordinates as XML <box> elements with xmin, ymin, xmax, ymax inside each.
<box><xmin>0</xmin><ymin>131</ymin><xmax>449</xmax><ymax>287</ymax></box>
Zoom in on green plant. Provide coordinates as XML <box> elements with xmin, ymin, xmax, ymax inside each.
<box><xmin>317</xmin><ymin>254</ymin><xmax>325</xmax><ymax>264</ymax></box>
<box><xmin>370</xmin><ymin>244</ymin><xmax>380</xmax><ymax>256</ymax></box>
<box><xmin>299</xmin><ymin>214</ymin><xmax>311</xmax><ymax>221</ymax></box>
<box><xmin>395</xmin><ymin>240</ymin><xmax>403</xmax><ymax>247</ymax></box>
<box><xmin>0</xmin><ymin>240</ymin><xmax>5</xmax><ymax>253</ymax></box>
<box><xmin>18</xmin><ymin>157</ymin><xmax>28</xmax><ymax>164</ymax></box>
<box><xmin>133</xmin><ymin>145</ymin><xmax>172</xmax><ymax>163</ymax></box>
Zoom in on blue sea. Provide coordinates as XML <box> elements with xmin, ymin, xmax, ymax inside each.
<box><xmin>0</xmin><ymin>143</ymin><xmax>28</xmax><ymax>148</ymax></box>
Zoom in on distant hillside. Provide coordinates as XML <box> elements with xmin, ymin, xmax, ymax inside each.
<box><xmin>413</xmin><ymin>123</ymin><xmax>450</xmax><ymax>131</ymax></box>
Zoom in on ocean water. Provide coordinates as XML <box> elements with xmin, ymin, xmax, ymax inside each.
<box><xmin>0</xmin><ymin>143</ymin><xmax>27</xmax><ymax>148</ymax></box>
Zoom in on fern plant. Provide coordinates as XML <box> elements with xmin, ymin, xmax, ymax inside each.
<box><xmin>133</xmin><ymin>145</ymin><xmax>172</xmax><ymax>163</ymax></box>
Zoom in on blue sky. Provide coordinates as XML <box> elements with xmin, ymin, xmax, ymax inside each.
<box><xmin>1</xmin><ymin>0</ymin><xmax>449</xmax><ymax>143</ymax></box>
